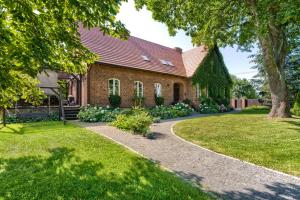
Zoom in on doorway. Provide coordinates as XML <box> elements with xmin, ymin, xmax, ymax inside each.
<box><xmin>173</xmin><ymin>83</ymin><xmax>180</xmax><ymax>103</ymax></box>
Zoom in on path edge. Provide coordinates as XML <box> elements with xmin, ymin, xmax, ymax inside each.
<box><xmin>170</xmin><ymin>120</ymin><xmax>300</xmax><ymax>182</ymax></box>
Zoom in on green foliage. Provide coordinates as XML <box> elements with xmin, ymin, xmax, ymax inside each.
<box><xmin>78</xmin><ymin>106</ymin><xmax>120</xmax><ymax>122</ymax></box>
<box><xmin>149</xmin><ymin>103</ymin><xmax>194</xmax><ymax>119</ymax></box>
<box><xmin>251</xmin><ymin>46</ymin><xmax>300</xmax><ymax>104</ymax></box>
<box><xmin>154</xmin><ymin>96</ymin><xmax>164</xmax><ymax>106</ymax></box>
<box><xmin>0</xmin><ymin>73</ymin><xmax>46</xmax><ymax>108</ymax></box>
<box><xmin>5</xmin><ymin>112</ymin><xmax>59</xmax><ymax>124</ymax></box>
<box><xmin>0</xmin><ymin>122</ymin><xmax>212</xmax><ymax>199</ymax></box>
<box><xmin>109</xmin><ymin>95</ymin><xmax>122</xmax><ymax>108</ymax></box>
<box><xmin>198</xmin><ymin>97</ymin><xmax>231</xmax><ymax>113</ymax></box>
<box><xmin>198</xmin><ymin>97</ymin><xmax>219</xmax><ymax>114</ymax></box>
<box><xmin>135</xmin><ymin>0</ymin><xmax>300</xmax><ymax>117</ymax></box>
<box><xmin>58</xmin><ymin>80</ymin><xmax>68</xmax><ymax>99</ymax></box>
<box><xmin>182</xmin><ymin>98</ymin><xmax>192</xmax><ymax>106</ymax></box>
<box><xmin>231</xmin><ymin>75</ymin><xmax>257</xmax><ymax>99</ymax></box>
<box><xmin>111</xmin><ymin>111</ymin><xmax>153</xmax><ymax>135</ymax></box>
<box><xmin>192</xmin><ymin>46</ymin><xmax>232</xmax><ymax>101</ymax></box>
<box><xmin>135</xmin><ymin>0</ymin><xmax>299</xmax><ymax>49</ymax></box>
<box><xmin>291</xmin><ymin>93</ymin><xmax>300</xmax><ymax>116</ymax></box>
<box><xmin>0</xmin><ymin>0</ymin><xmax>129</xmax><ymax>108</ymax></box>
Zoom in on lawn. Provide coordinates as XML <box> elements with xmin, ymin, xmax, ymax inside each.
<box><xmin>173</xmin><ymin>109</ymin><xmax>300</xmax><ymax>177</ymax></box>
<box><xmin>0</xmin><ymin>122</ymin><xmax>212</xmax><ymax>200</ymax></box>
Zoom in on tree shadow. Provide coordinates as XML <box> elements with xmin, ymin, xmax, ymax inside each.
<box><xmin>0</xmin><ymin>126</ymin><xmax>25</xmax><ymax>134</ymax></box>
<box><xmin>0</xmin><ymin>147</ymin><xmax>206</xmax><ymax>200</ymax></box>
<box><xmin>216</xmin><ymin>182</ymin><xmax>300</xmax><ymax>200</ymax></box>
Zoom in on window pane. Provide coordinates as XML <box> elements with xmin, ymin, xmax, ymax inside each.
<box><xmin>154</xmin><ymin>83</ymin><xmax>161</xmax><ymax>97</ymax></box>
<box><xmin>109</xmin><ymin>79</ymin><xmax>114</xmax><ymax>95</ymax></box>
<box><xmin>134</xmin><ymin>81</ymin><xmax>138</xmax><ymax>96</ymax></box>
<box><xmin>139</xmin><ymin>82</ymin><xmax>143</xmax><ymax>97</ymax></box>
<box><xmin>115</xmin><ymin>80</ymin><xmax>120</xmax><ymax>95</ymax></box>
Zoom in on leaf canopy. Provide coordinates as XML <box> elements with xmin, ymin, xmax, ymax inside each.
<box><xmin>135</xmin><ymin>0</ymin><xmax>300</xmax><ymax>49</ymax></box>
<box><xmin>0</xmin><ymin>0</ymin><xmax>129</xmax><ymax>108</ymax></box>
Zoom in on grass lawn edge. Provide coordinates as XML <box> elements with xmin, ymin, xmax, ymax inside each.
<box><xmin>170</xmin><ymin>115</ymin><xmax>300</xmax><ymax>181</ymax></box>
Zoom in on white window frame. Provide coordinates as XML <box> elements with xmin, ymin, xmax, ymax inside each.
<box><xmin>134</xmin><ymin>81</ymin><xmax>144</xmax><ymax>97</ymax></box>
<box><xmin>108</xmin><ymin>78</ymin><xmax>120</xmax><ymax>96</ymax></box>
<box><xmin>154</xmin><ymin>83</ymin><xmax>162</xmax><ymax>97</ymax></box>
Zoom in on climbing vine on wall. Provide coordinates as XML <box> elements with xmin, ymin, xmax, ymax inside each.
<box><xmin>192</xmin><ymin>45</ymin><xmax>232</xmax><ymax>101</ymax></box>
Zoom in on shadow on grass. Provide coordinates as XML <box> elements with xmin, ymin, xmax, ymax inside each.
<box><xmin>0</xmin><ymin>147</ymin><xmax>205</xmax><ymax>200</ymax></box>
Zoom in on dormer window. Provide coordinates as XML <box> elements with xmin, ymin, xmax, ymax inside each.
<box><xmin>160</xmin><ymin>59</ymin><xmax>174</xmax><ymax>66</ymax></box>
<box><xmin>141</xmin><ymin>55</ymin><xmax>150</xmax><ymax>62</ymax></box>
<box><xmin>166</xmin><ymin>61</ymin><xmax>174</xmax><ymax>66</ymax></box>
<box><xmin>160</xmin><ymin>59</ymin><xmax>168</xmax><ymax>65</ymax></box>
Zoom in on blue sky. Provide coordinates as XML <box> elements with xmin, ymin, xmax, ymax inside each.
<box><xmin>117</xmin><ymin>0</ymin><xmax>258</xmax><ymax>79</ymax></box>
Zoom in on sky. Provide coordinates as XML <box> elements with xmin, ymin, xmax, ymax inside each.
<box><xmin>117</xmin><ymin>0</ymin><xmax>258</xmax><ymax>79</ymax></box>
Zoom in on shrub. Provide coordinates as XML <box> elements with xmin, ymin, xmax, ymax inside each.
<box><xmin>199</xmin><ymin>103</ymin><xmax>219</xmax><ymax>114</ymax></box>
<box><xmin>111</xmin><ymin>111</ymin><xmax>153</xmax><ymax>135</ymax></box>
<box><xmin>78</xmin><ymin>106</ymin><xmax>120</xmax><ymax>122</ymax></box>
<box><xmin>199</xmin><ymin>97</ymin><xmax>219</xmax><ymax>114</ymax></box>
<box><xmin>154</xmin><ymin>96</ymin><xmax>164</xmax><ymax>106</ymax></box>
<box><xmin>291</xmin><ymin>93</ymin><xmax>300</xmax><ymax>116</ymax></box>
<box><xmin>3</xmin><ymin>112</ymin><xmax>60</xmax><ymax>124</ymax></box>
<box><xmin>182</xmin><ymin>98</ymin><xmax>192</xmax><ymax>106</ymax></box>
<box><xmin>149</xmin><ymin>103</ymin><xmax>194</xmax><ymax>119</ymax></box>
<box><xmin>109</xmin><ymin>95</ymin><xmax>121</xmax><ymax>108</ymax></box>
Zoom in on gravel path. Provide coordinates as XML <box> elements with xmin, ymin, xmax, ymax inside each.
<box><xmin>75</xmin><ymin>114</ymin><xmax>300</xmax><ymax>200</ymax></box>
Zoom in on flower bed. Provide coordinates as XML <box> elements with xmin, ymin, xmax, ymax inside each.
<box><xmin>78</xmin><ymin>103</ymin><xmax>195</xmax><ymax>135</ymax></box>
<box><xmin>198</xmin><ymin>97</ymin><xmax>232</xmax><ymax>114</ymax></box>
<box><xmin>77</xmin><ymin>106</ymin><xmax>121</xmax><ymax>122</ymax></box>
<box><xmin>149</xmin><ymin>103</ymin><xmax>194</xmax><ymax>119</ymax></box>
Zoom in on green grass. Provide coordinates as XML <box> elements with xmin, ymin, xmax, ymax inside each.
<box><xmin>0</xmin><ymin>122</ymin><xmax>212</xmax><ymax>200</ymax></box>
<box><xmin>174</xmin><ymin>109</ymin><xmax>300</xmax><ymax>177</ymax></box>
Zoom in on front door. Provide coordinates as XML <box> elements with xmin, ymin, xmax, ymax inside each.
<box><xmin>173</xmin><ymin>83</ymin><xmax>180</xmax><ymax>103</ymax></box>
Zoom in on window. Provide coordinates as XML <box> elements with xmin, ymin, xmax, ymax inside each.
<box><xmin>141</xmin><ymin>55</ymin><xmax>150</xmax><ymax>61</ymax></box>
<box><xmin>160</xmin><ymin>59</ymin><xmax>175</xmax><ymax>66</ymax></box>
<box><xmin>134</xmin><ymin>81</ymin><xmax>144</xmax><ymax>97</ymax></box>
<box><xmin>195</xmin><ymin>83</ymin><xmax>201</xmax><ymax>98</ymax></box>
<box><xmin>108</xmin><ymin>78</ymin><xmax>120</xmax><ymax>95</ymax></box>
<box><xmin>154</xmin><ymin>83</ymin><xmax>162</xmax><ymax>97</ymax></box>
<box><xmin>166</xmin><ymin>61</ymin><xmax>174</xmax><ymax>66</ymax></box>
<box><xmin>159</xmin><ymin>59</ymin><xmax>168</xmax><ymax>65</ymax></box>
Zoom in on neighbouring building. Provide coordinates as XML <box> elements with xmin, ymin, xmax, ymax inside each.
<box><xmin>66</xmin><ymin>25</ymin><xmax>232</xmax><ymax>108</ymax></box>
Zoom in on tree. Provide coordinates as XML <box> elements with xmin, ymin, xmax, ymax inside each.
<box><xmin>135</xmin><ymin>0</ymin><xmax>300</xmax><ymax>118</ymax></box>
<box><xmin>231</xmin><ymin>75</ymin><xmax>257</xmax><ymax>99</ymax></box>
<box><xmin>0</xmin><ymin>0</ymin><xmax>129</xmax><ymax>109</ymax></box>
<box><xmin>251</xmin><ymin>46</ymin><xmax>300</xmax><ymax>105</ymax></box>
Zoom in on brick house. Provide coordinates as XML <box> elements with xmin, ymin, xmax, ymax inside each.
<box><xmin>69</xmin><ymin>26</ymin><xmax>231</xmax><ymax>108</ymax></box>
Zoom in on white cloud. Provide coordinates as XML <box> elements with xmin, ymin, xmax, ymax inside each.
<box><xmin>117</xmin><ymin>0</ymin><xmax>193</xmax><ymax>51</ymax></box>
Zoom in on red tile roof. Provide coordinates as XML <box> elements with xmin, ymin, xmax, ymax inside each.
<box><xmin>79</xmin><ymin>26</ymin><xmax>208</xmax><ymax>77</ymax></box>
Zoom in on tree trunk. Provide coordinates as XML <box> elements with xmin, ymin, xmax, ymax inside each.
<box><xmin>248</xmin><ymin>0</ymin><xmax>291</xmax><ymax>118</ymax></box>
<box><xmin>259</xmin><ymin>33</ymin><xmax>290</xmax><ymax>118</ymax></box>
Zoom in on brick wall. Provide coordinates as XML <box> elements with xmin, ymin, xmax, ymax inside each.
<box><xmin>86</xmin><ymin>63</ymin><xmax>196</xmax><ymax>107</ymax></box>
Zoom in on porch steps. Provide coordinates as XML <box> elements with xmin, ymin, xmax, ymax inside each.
<box><xmin>64</xmin><ymin>106</ymin><xmax>80</xmax><ymax>120</ymax></box>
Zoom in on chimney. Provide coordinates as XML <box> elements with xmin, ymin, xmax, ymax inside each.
<box><xmin>174</xmin><ymin>47</ymin><xmax>182</xmax><ymax>54</ymax></box>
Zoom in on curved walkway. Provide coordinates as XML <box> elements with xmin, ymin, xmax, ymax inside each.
<box><xmin>76</xmin><ymin>114</ymin><xmax>300</xmax><ymax>200</ymax></box>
